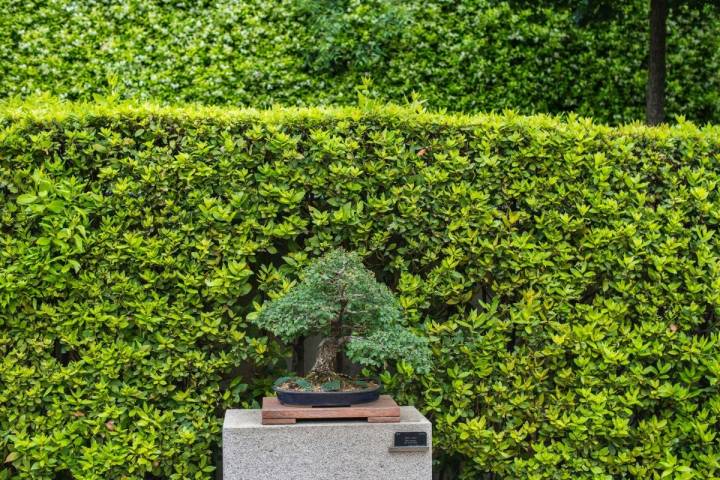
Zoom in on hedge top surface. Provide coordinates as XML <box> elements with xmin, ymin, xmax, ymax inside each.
<box><xmin>2</xmin><ymin>97</ymin><xmax>720</xmax><ymax>137</ymax></box>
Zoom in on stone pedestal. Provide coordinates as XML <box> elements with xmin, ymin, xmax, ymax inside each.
<box><xmin>223</xmin><ymin>406</ymin><xmax>432</xmax><ymax>480</ymax></box>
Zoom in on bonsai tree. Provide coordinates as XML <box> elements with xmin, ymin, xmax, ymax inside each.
<box><xmin>252</xmin><ymin>249</ymin><xmax>431</xmax><ymax>388</ymax></box>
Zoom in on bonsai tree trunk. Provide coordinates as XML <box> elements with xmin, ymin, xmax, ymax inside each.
<box><xmin>309</xmin><ymin>337</ymin><xmax>339</xmax><ymax>380</ymax></box>
<box><xmin>308</xmin><ymin>298</ymin><xmax>347</xmax><ymax>381</ymax></box>
<box><xmin>646</xmin><ymin>0</ymin><xmax>668</xmax><ymax>125</ymax></box>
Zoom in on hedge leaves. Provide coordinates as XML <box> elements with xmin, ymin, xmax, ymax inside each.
<box><xmin>1</xmin><ymin>101</ymin><xmax>720</xmax><ymax>478</ymax></box>
<box><xmin>1</xmin><ymin>1</ymin><xmax>720</xmax><ymax>124</ymax></box>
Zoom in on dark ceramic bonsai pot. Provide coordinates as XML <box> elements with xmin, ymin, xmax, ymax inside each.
<box><xmin>273</xmin><ymin>383</ymin><xmax>382</xmax><ymax>407</ymax></box>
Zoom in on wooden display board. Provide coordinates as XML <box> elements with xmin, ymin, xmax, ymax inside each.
<box><xmin>261</xmin><ymin>395</ymin><xmax>401</xmax><ymax>425</ymax></box>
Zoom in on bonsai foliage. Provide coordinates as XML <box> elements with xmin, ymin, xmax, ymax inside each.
<box><xmin>252</xmin><ymin>249</ymin><xmax>431</xmax><ymax>380</ymax></box>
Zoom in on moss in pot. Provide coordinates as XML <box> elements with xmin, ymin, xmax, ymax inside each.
<box><xmin>250</xmin><ymin>249</ymin><xmax>431</xmax><ymax>406</ymax></box>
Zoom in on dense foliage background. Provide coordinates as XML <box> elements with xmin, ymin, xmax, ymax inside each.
<box><xmin>1</xmin><ymin>0</ymin><xmax>719</xmax><ymax>124</ymax></box>
<box><xmin>2</xmin><ymin>101</ymin><xmax>720</xmax><ymax>479</ymax></box>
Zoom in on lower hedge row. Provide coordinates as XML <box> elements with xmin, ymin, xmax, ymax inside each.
<box><xmin>1</xmin><ymin>101</ymin><xmax>720</xmax><ymax>479</ymax></box>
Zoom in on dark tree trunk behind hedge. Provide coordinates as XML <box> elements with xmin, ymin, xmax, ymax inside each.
<box><xmin>646</xmin><ymin>0</ymin><xmax>668</xmax><ymax>125</ymax></box>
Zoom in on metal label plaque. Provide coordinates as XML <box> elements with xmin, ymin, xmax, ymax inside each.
<box><xmin>394</xmin><ymin>432</ymin><xmax>427</xmax><ymax>448</ymax></box>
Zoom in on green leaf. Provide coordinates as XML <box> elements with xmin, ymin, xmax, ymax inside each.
<box><xmin>16</xmin><ymin>194</ymin><xmax>37</xmax><ymax>205</ymax></box>
<box><xmin>46</xmin><ymin>199</ymin><xmax>65</xmax><ymax>213</ymax></box>
<box><xmin>4</xmin><ymin>451</ymin><xmax>19</xmax><ymax>463</ymax></box>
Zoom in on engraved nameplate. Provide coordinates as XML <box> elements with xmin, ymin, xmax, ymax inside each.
<box><xmin>389</xmin><ymin>431</ymin><xmax>429</xmax><ymax>452</ymax></box>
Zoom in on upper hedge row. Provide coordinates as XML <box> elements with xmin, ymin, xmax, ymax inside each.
<box><xmin>1</xmin><ymin>0</ymin><xmax>720</xmax><ymax>124</ymax></box>
<box><xmin>1</xmin><ymin>101</ymin><xmax>720</xmax><ymax>479</ymax></box>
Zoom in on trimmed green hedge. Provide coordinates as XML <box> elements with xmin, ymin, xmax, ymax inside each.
<box><xmin>1</xmin><ymin>101</ymin><xmax>720</xmax><ymax>479</ymax></box>
<box><xmin>1</xmin><ymin>0</ymin><xmax>720</xmax><ymax>124</ymax></box>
